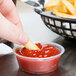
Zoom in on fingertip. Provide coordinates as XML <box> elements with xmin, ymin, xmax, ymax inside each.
<box><xmin>17</xmin><ymin>32</ymin><xmax>29</xmax><ymax>45</ymax></box>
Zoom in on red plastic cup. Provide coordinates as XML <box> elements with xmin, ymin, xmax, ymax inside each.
<box><xmin>14</xmin><ymin>42</ymin><xmax>65</xmax><ymax>74</ymax></box>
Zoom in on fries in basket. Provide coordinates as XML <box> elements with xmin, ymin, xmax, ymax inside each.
<box><xmin>45</xmin><ymin>0</ymin><xmax>76</xmax><ymax>19</ymax></box>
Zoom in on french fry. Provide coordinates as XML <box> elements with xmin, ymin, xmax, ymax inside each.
<box><xmin>74</xmin><ymin>0</ymin><xmax>76</xmax><ymax>9</ymax></box>
<box><xmin>45</xmin><ymin>0</ymin><xmax>59</xmax><ymax>11</ymax></box>
<box><xmin>53</xmin><ymin>12</ymin><xmax>71</xmax><ymax>18</ymax></box>
<box><xmin>24</xmin><ymin>40</ymin><xmax>40</xmax><ymax>50</ymax></box>
<box><xmin>53</xmin><ymin>7</ymin><xmax>58</xmax><ymax>12</ymax></box>
<box><xmin>46</xmin><ymin>6</ymin><xmax>55</xmax><ymax>11</ymax></box>
<box><xmin>45</xmin><ymin>0</ymin><xmax>59</xmax><ymax>7</ymax></box>
<box><xmin>45</xmin><ymin>0</ymin><xmax>76</xmax><ymax>19</ymax></box>
<box><xmin>67</xmin><ymin>0</ymin><xmax>74</xmax><ymax>5</ymax></box>
<box><xmin>57</xmin><ymin>0</ymin><xmax>67</xmax><ymax>13</ymax></box>
<box><xmin>62</xmin><ymin>0</ymin><xmax>75</xmax><ymax>15</ymax></box>
<box><xmin>53</xmin><ymin>11</ymin><xmax>76</xmax><ymax>19</ymax></box>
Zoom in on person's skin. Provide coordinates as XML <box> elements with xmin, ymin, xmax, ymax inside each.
<box><xmin>0</xmin><ymin>0</ymin><xmax>29</xmax><ymax>45</ymax></box>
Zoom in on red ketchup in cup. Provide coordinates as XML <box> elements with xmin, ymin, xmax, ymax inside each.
<box><xmin>14</xmin><ymin>43</ymin><xmax>64</xmax><ymax>74</ymax></box>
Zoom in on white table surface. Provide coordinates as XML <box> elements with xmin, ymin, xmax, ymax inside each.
<box><xmin>16</xmin><ymin>0</ymin><xmax>59</xmax><ymax>43</ymax></box>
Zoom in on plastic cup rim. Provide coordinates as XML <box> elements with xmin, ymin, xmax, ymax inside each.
<box><xmin>14</xmin><ymin>42</ymin><xmax>65</xmax><ymax>60</ymax></box>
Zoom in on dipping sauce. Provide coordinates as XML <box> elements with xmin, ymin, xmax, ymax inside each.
<box><xmin>15</xmin><ymin>43</ymin><xmax>64</xmax><ymax>74</ymax></box>
<box><xmin>16</xmin><ymin>43</ymin><xmax>60</xmax><ymax>58</ymax></box>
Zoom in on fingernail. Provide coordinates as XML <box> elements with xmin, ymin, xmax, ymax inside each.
<box><xmin>18</xmin><ymin>32</ymin><xmax>29</xmax><ymax>45</ymax></box>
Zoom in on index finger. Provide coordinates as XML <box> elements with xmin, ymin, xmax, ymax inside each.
<box><xmin>0</xmin><ymin>0</ymin><xmax>23</xmax><ymax>29</ymax></box>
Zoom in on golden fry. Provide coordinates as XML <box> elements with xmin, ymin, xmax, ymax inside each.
<box><xmin>53</xmin><ymin>12</ymin><xmax>76</xmax><ymax>19</ymax></box>
<box><xmin>67</xmin><ymin>0</ymin><xmax>74</xmax><ymax>5</ymax></box>
<box><xmin>53</xmin><ymin>12</ymin><xmax>70</xmax><ymax>18</ymax></box>
<box><xmin>57</xmin><ymin>0</ymin><xmax>67</xmax><ymax>13</ymax></box>
<box><xmin>24</xmin><ymin>40</ymin><xmax>40</xmax><ymax>50</ymax></box>
<box><xmin>74</xmin><ymin>0</ymin><xmax>76</xmax><ymax>9</ymax></box>
<box><xmin>45</xmin><ymin>0</ymin><xmax>59</xmax><ymax>11</ymax></box>
<box><xmin>62</xmin><ymin>0</ymin><xmax>75</xmax><ymax>15</ymax></box>
<box><xmin>45</xmin><ymin>0</ymin><xmax>76</xmax><ymax>19</ymax></box>
<box><xmin>45</xmin><ymin>0</ymin><xmax>59</xmax><ymax>7</ymax></box>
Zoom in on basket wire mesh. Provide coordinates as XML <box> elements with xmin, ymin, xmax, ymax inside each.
<box><xmin>35</xmin><ymin>9</ymin><xmax>76</xmax><ymax>39</ymax></box>
<box><xmin>22</xmin><ymin>0</ymin><xmax>76</xmax><ymax>39</ymax></box>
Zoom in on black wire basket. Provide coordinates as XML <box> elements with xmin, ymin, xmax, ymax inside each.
<box><xmin>35</xmin><ymin>9</ymin><xmax>76</xmax><ymax>39</ymax></box>
<box><xmin>22</xmin><ymin>0</ymin><xmax>76</xmax><ymax>39</ymax></box>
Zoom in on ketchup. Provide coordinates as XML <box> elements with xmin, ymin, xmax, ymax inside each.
<box><xmin>16</xmin><ymin>43</ymin><xmax>60</xmax><ymax>58</ymax></box>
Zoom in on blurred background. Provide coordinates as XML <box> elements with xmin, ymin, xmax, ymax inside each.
<box><xmin>16</xmin><ymin>0</ymin><xmax>59</xmax><ymax>43</ymax></box>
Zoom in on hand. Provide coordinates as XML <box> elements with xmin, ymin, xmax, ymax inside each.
<box><xmin>0</xmin><ymin>0</ymin><xmax>29</xmax><ymax>45</ymax></box>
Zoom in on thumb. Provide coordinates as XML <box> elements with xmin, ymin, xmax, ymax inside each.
<box><xmin>0</xmin><ymin>13</ymin><xmax>29</xmax><ymax>45</ymax></box>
